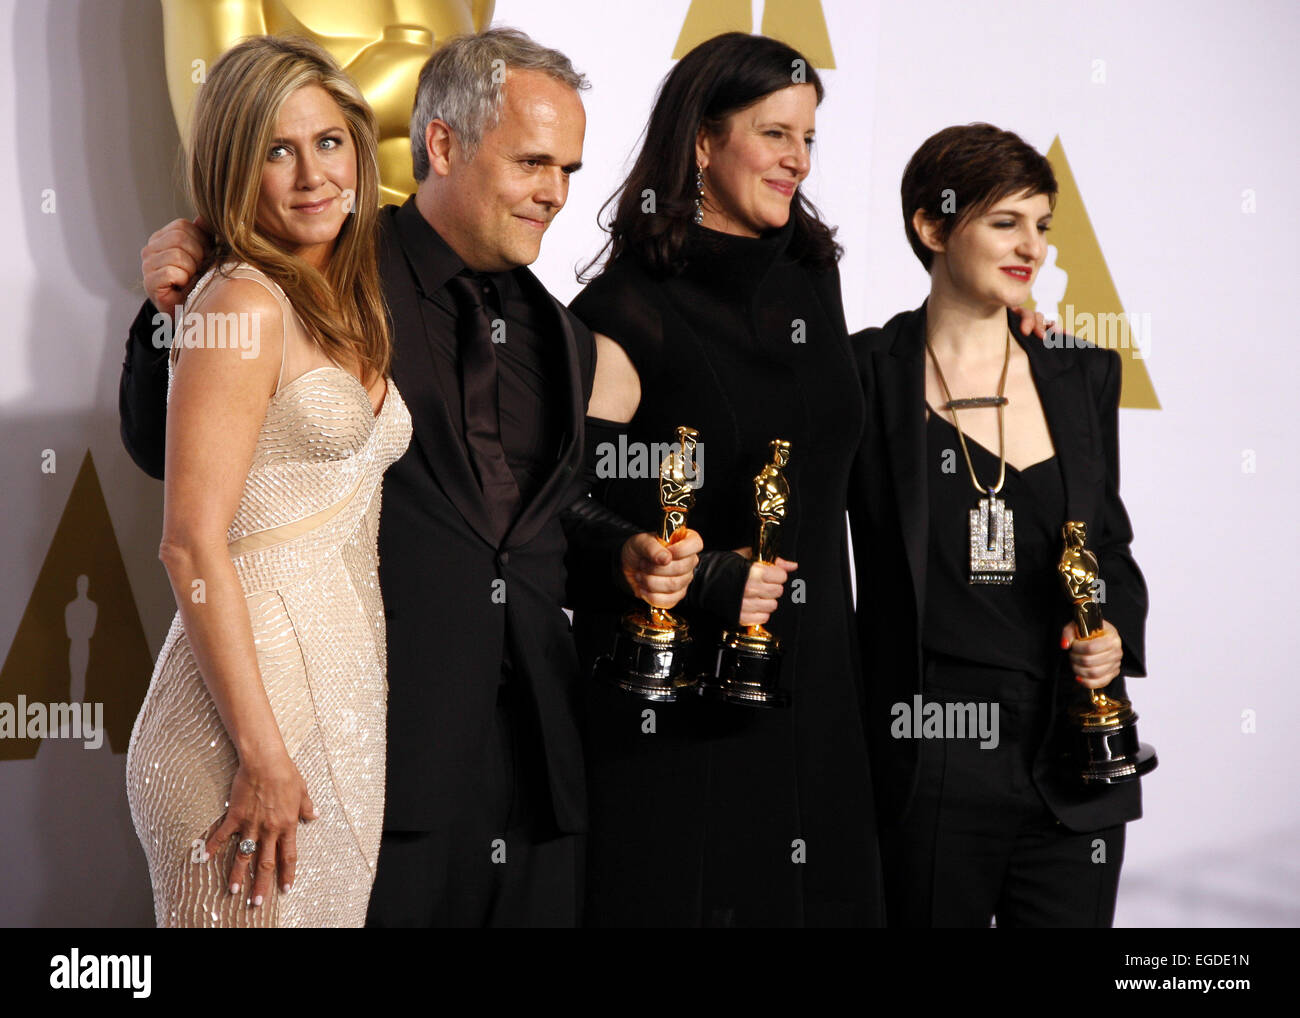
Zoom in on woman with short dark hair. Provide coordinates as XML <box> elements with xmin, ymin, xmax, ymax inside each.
<box><xmin>848</xmin><ymin>123</ymin><xmax>1149</xmax><ymax>927</ymax></box>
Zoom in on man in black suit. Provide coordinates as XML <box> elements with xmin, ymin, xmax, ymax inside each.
<box><xmin>119</xmin><ymin>28</ymin><xmax>700</xmax><ymax>926</ymax></box>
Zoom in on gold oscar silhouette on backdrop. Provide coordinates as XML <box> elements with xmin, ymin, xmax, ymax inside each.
<box><xmin>673</xmin><ymin>0</ymin><xmax>834</xmax><ymax>67</ymax></box>
<box><xmin>0</xmin><ymin>453</ymin><xmax>152</xmax><ymax>758</ymax></box>
<box><xmin>1058</xmin><ymin>521</ymin><xmax>1157</xmax><ymax>783</ymax></box>
<box><xmin>161</xmin><ymin>0</ymin><xmax>495</xmax><ymax>205</ymax></box>
<box><xmin>1028</xmin><ymin>137</ymin><xmax>1160</xmax><ymax>410</ymax></box>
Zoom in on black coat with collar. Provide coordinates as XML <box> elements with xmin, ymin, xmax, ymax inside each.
<box><xmin>376</xmin><ymin>200</ymin><xmax>598</xmax><ymax>833</ymax></box>
<box><xmin>118</xmin><ymin>200</ymin><xmax>600</xmax><ymax>835</ymax></box>
<box><xmin>847</xmin><ymin>303</ymin><xmax>1148</xmax><ymax>833</ymax></box>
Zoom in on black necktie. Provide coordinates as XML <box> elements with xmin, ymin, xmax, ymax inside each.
<box><xmin>444</xmin><ymin>273</ymin><xmax>521</xmax><ymax>539</ymax></box>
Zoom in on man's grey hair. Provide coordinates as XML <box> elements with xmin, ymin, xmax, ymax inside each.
<box><xmin>410</xmin><ymin>27</ymin><xmax>588</xmax><ymax>181</ymax></box>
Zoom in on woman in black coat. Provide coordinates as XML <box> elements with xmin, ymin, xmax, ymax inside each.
<box><xmin>569</xmin><ymin>33</ymin><xmax>883</xmax><ymax>927</ymax></box>
<box><xmin>848</xmin><ymin>124</ymin><xmax>1150</xmax><ymax>927</ymax></box>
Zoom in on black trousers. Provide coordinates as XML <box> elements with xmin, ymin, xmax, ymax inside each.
<box><xmin>366</xmin><ymin>681</ymin><xmax>582</xmax><ymax>927</ymax></box>
<box><xmin>882</xmin><ymin>660</ymin><xmax>1125</xmax><ymax>928</ymax></box>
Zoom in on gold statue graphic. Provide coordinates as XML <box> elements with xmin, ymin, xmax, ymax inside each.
<box><xmin>1029</xmin><ymin>137</ymin><xmax>1160</xmax><ymax>409</ymax></box>
<box><xmin>161</xmin><ymin>0</ymin><xmax>495</xmax><ymax>204</ymax></box>
<box><xmin>673</xmin><ymin>0</ymin><xmax>834</xmax><ymax>67</ymax></box>
<box><xmin>0</xmin><ymin>452</ymin><xmax>153</xmax><ymax>759</ymax></box>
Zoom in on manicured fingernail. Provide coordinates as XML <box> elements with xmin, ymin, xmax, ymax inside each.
<box><xmin>1075</xmin><ymin>675</ymin><xmax>1084</xmax><ymax>683</ymax></box>
<box><xmin>282</xmin><ymin>883</ymin><xmax>292</xmax><ymax>894</ymax></box>
<box><xmin>229</xmin><ymin>883</ymin><xmax>240</xmax><ymax>895</ymax></box>
<box><xmin>1060</xmin><ymin>636</ymin><xmax>1070</xmax><ymax>649</ymax></box>
<box><xmin>253</xmin><ymin>895</ymin><xmax>263</xmax><ymax>907</ymax></box>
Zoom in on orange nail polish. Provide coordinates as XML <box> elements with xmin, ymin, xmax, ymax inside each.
<box><xmin>1060</xmin><ymin>636</ymin><xmax>1070</xmax><ymax>649</ymax></box>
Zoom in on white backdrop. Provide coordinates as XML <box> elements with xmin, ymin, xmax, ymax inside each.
<box><xmin>0</xmin><ymin>0</ymin><xmax>1295</xmax><ymax>927</ymax></box>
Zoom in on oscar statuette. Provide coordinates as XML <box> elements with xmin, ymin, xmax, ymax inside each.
<box><xmin>697</xmin><ymin>439</ymin><xmax>792</xmax><ymax>708</ymax></box>
<box><xmin>1058</xmin><ymin>521</ymin><xmax>1158</xmax><ymax>783</ymax></box>
<box><xmin>593</xmin><ymin>427</ymin><xmax>701</xmax><ymax>701</ymax></box>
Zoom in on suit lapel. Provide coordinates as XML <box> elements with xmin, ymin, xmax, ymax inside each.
<box><xmin>502</xmin><ymin>273</ymin><xmax>584</xmax><ymax>549</ymax></box>
<box><xmin>384</xmin><ymin>204</ymin><xmax>499</xmax><ymax>547</ymax></box>
<box><xmin>881</xmin><ymin>305</ymin><xmax>930</xmax><ymax>624</ymax></box>
<box><xmin>1014</xmin><ymin>313</ymin><xmax>1099</xmax><ymax>528</ymax></box>
<box><xmin>382</xmin><ymin>200</ymin><xmax>587</xmax><ymax>550</ymax></box>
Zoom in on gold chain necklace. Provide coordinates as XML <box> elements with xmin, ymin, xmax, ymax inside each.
<box><xmin>926</xmin><ymin>328</ymin><xmax>1017</xmax><ymax>584</ymax></box>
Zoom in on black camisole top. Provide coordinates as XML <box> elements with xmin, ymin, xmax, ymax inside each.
<box><xmin>921</xmin><ymin>409</ymin><xmax>1066</xmax><ymax>678</ymax></box>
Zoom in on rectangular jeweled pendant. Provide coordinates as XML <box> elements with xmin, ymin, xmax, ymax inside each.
<box><xmin>969</xmin><ymin>495</ymin><xmax>1015</xmax><ymax>584</ymax></box>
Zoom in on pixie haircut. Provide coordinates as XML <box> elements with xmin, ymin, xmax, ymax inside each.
<box><xmin>409</xmin><ymin>27</ymin><xmax>588</xmax><ymax>181</ymax></box>
<box><xmin>901</xmin><ymin>123</ymin><xmax>1057</xmax><ymax>271</ymax></box>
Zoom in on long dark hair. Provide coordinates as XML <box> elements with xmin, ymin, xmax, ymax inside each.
<box><xmin>580</xmin><ymin>33</ymin><xmax>841</xmax><ymax>281</ymax></box>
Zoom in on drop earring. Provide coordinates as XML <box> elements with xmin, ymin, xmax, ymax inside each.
<box><xmin>693</xmin><ymin>164</ymin><xmax>704</xmax><ymax>225</ymax></box>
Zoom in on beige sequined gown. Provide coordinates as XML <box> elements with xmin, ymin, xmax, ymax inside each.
<box><xmin>126</xmin><ymin>263</ymin><xmax>411</xmax><ymax>927</ymax></box>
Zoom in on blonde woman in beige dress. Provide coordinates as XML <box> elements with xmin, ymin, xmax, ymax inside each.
<box><xmin>126</xmin><ymin>36</ymin><xmax>410</xmax><ymax>927</ymax></box>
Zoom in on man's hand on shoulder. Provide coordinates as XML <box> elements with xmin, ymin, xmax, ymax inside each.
<box><xmin>1010</xmin><ymin>304</ymin><xmax>1053</xmax><ymax>342</ymax></box>
<box><xmin>143</xmin><ymin>216</ymin><xmax>212</xmax><ymax>317</ymax></box>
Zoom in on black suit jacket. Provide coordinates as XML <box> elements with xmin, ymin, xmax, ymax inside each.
<box><xmin>847</xmin><ymin>303</ymin><xmax>1148</xmax><ymax>833</ymax></box>
<box><xmin>118</xmin><ymin>200</ymin><xmax>605</xmax><ymax>835</ymax></box>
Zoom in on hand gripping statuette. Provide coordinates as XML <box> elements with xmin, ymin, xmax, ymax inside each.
<box><xmin>594</xmin><ymin>427</ymin><xmax>701</xmax><ymax>701</ymax></box>
<box><xmin>698</xmin><ymin>439</ymin><xmax>792</xmax><ymax>708</ymax></box>
<box><xmin>1058</xmin><ymin>521</ymin><xmax>1157</xmax><ymax>784</ymax></box>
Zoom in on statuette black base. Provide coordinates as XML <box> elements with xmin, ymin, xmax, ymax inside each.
<box><xmin>696</xmin><ymin>629</ymin><xmax>788</xmax><ymax>709</ymax></box>
<box><xmin>1070</xmin><ymin>701</ymin><xmax>1159</xmax><ymax>785</ymax></box>
<box><xmin>594</xmin><ymin>622</ymin><xmax>695</xmax><ymax>703</ymax></box>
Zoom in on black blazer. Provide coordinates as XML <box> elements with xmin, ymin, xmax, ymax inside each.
<box><xmin>847</xmin><ymin>303</ymin><xmax>1148</xmax><ymax>833</ymax></box>
<box><xmin>118</xmin><ymin>201</ymin><xmax>600</xmax><ymax>835</ymax></box>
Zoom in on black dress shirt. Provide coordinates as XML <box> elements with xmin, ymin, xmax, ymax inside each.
<box><xmin>393</xmin><ymin>199</ymin><xmax>565</xmax><ymax>517</ymax></box>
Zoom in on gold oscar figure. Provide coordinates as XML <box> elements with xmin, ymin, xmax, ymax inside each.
<box><xmin>698</xmin><ymin>440</ymin><xmax>792</xmax><ymax>708</ymax></box>
<box><xmin>594</xmin><ymin>427</ymin><xmax>701</xmax><ymax>702</ymax></box>
<box><xmin>160</xmin><ymin>0</ymin><xmax>495</xmax><ymax>205</ymax></box>
<box><xmin>1058</xmin><ymin>521</ymin><xmax>1157</xmax><ymax>783</ymax></box>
